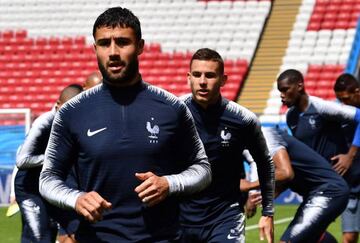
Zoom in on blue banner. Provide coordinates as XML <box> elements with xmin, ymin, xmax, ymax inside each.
<box><xmin>275</xmin><ymin>189</ymin><xmax>302</xmax><ymax>204</ymax></box>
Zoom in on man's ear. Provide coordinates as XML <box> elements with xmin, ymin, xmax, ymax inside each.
<box><xmin>220</xmin><ymin>74</ymin><xmax>227</xmax><ymax>87</ymax></box>
<box><xmin>187</xmin><ymin>72</ymin><xmax>191</xmax><ymax>87</ymax></box>
<box><xmin>55</xmin><ymin>100</ymin><xmax>60</xmax><ymax>111</ymax></box>
<box><xmin>137</xmin><ymin>39</ymin><xmax>144</xmax><ymax>55</ymax></box>
<box><xmin>297</xmin><ymin>81</ymin><xmax>304</xmax><ymax>91</ymax></box>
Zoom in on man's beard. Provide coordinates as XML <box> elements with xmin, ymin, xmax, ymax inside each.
<box><xmin>98</xmin><ymin>57</ymin><xmax>139</xmax><ymax>87</ymax></box>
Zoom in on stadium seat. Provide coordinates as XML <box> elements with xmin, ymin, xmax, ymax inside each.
<box><xmin>263</xmin><ymin>0</ymin><xmax>358</xmax><ymax>120</ymax></box>
<box><xmin>0</xmin><ymin>1</ymin><xmax>263</xmax><ymax>119</ymax></box>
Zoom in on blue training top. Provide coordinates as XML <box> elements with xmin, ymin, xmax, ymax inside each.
<box><xmin>15</xmin><ymin>110</ymin><xmax>54</xmax><ymax>198</ymax></box>
<box><xmin>39</xmin><ymin>81</ymin><xmax>211</xmax><ymax>242</ymax></box>
<box><xmin>287</xmin><ymin>96</ymin><xmax>360</xmax><ymax>195</ymax></box>
<box><xmin>262</xmin><ymin>127</ymin><xmax>349</xmax><ymax>198</ymax></box>
<box><xmin>180</xmin><ymin>95</ymin><xmax>274</xmax><ymax>226</ymax></box>
<box><xmin>15</xmin><ymin>109</ymin><xmax>79</xmax><ymax>234</ymax></box>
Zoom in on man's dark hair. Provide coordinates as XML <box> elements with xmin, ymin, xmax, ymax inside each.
<box><xmin>334</xmin><ymin>73</ymin><xmax>359</xmax><ymax>93</ymax></box>
<box><xmin>93</xmin><ymin>7</ymin><xmax>142</xmax><ymax>41</ymax></box>
<box><xmin>277</xmin><ymin>69</ymin><xmax>304</xmax><ymax>85</ymax></box>
<box><xmin>190</xmin><ymin>48</ymin><xmax>224</xmax><ymax>75</ymax></box>
<box><xmin>59</xmin><ymin>84</ymin><xmax>83</xmax><ymax>101</ymax></box>
<box><xmin>67</xmin><ymin>84</ymin><xmax>83</xmax><ymax>93</ymax></box>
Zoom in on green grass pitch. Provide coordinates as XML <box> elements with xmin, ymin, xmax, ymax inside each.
<box><xmin>0</xmin><ymin>205</ymin><xmax>341</xmax><ymax>242</ymax></box>
<box><xmin>245</xmin><ymin>204</ymin><xmax>342</xmax><ymax>242</ymax></box>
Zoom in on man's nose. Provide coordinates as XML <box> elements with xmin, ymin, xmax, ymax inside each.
<box><xmin>109</xmin><ymin>40</ymin><xmax>119</xmax><ymax>56</ymax></box>
<box><xmin>199</xmin><ymin>74</ymin><xmax>207</xmax><ymax>84</ymax></box>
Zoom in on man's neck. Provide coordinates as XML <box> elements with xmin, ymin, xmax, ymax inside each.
<box><xmin>296</xmin><ymin>93</ymin><xmax>309</xmax><ymax>113</ymax></box>
<box><xmin>106</xmin><ymin>73</ymin><xmax>141</xmax><ymax>88</ymax></box>
<box><xmin>194</xmin><ymin>96</ymin><xmax>221</xmax><ymax>110</ymax></box>
<box><xmin>126</xmin><ymin>73</ymin><xmax>141</xmax><ymax>87</ymax></box>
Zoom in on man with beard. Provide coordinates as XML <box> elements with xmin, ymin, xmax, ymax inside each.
<box><xmin>39</xmin><ymin>7</ymin><xmax>211</xmax><ymax>242</ymax></box>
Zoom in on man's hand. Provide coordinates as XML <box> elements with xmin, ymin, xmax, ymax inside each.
<box><xmin>245</xmin><ymin>191</ymin><xmax>262</xmax><ymax>218</ymax></box>
<box><xmin>135</xmin><ymin>172</ymin><xmax>169</xmax><ymax>207</ymax></box>
<box><xmin>9</xmin><ymin>196</ymin><xmax>16</xmax><ymax>204</ymax></box>
<box><xmin>331</xmin><ymin>153</ymin><xmax>353</xmax><ymax>176</ymax></box>
<box><xmin>75</xmin><ymin>191</ymin><xmax>112</xmax><ymax>223</ymax></box>
<box><xmin>258</xmin><ymin>216</ymin><xmax>274</xmax><ymax>243</ymax></box>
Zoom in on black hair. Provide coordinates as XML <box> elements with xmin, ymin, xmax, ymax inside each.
<box><xmin>66</xmin><ymin>84</ymin><xmax>83</xmax><ymax>93</ymax></box>
<box><xmin>190</xmin><ymin>48</ymin><xmax>224</xmax><ymax>75</ymax></box>
<box><xmin>277</xmin><ymin>69</ymin><xmax>304</xmax><ymax>85</ymax></box>
<box><xmin>334</xmin><ymin>73</ymin><xmax>359</xmax><ymax>93</ymax></box>
<box><xmin>93</xmin><ymin>7</ymin><xmax>141</xmax><ymax>41</ymax></box>
<box><xmin>59</xmin><ymin>84</ymin><xmax>83</xmax><ymax>102</ymax></box>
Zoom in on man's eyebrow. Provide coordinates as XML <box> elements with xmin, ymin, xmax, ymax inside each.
<box><xmin>96</xmin><ymin>38</ymin><xmax>110</xmax><ymax>43</ymax></box>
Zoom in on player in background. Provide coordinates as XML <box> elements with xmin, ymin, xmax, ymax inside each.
<box><xmin>333</xmin><ymin>73</ymin><xmax>360</xmax><ymax>243</ymax></box>
<box><xmin>82</xmin><ymin>71</ymin><xmax>102</xmax><ymax>90</ymax></box>
<box><xmin>244</xmin><ymin>127</ymin><xmax>349</xmax><ymax>243</ymax></box>
<box><xmin>181</xmin><ymin>48</ymin><xmax>274</xmax><ymax>243</ymax></box>
<box><xmin>39</xmin><ymin>7</ymin><xmax>211</xmax><ymax>242</ymax></box>
<box><xmin>277</xmin><ymin>69</ymin><xmax>360</xmax><ymax>175</ymax></box>
<box><xmin>15</xmin><ymin>84</ymin><xmax>83</xmax><ymax>243</ymax></box>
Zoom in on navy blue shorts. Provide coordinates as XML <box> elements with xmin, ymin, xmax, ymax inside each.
<box><xmin>18</xmin><ymin>194</ymin><xmax>58</xmax><ymax>243</ymax></box>
<box><xmin>281</xmin><ymin>193</ymin><xmax>348</xmax><ymax>243</ymax></box>
<box><xmin>181</xmin><ymin>203</ymin><xmax>245</xmax><ymax>243</ymax></box>
<box><xmin>49</xmin><ymin>204</ymin><xmax>79</xmax><ymax>236</ymax></box>
<box><xmin>17</xmin><ymin>191</ymin><xmax>79</xmax><ymax>242</ymax></box>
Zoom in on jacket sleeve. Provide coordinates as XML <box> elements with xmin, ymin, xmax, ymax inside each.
<box><xmin>164</xmin><ymin>103</ymin><xmax>212</xmax><ymax>195</ymax></box>
<box><xmin>16</xmin><ymin>111</ymin><xmax>53</xmax><ymax>169</ymax></box>
<box><xmin>39</xmin><ymin>108</ymin><xmax>83</xmax><ymax>209</ymax></box>
<box><xmin>247</xmin><ymin>121</ymin><xmax>275</xmax><ymax>216</ymax></box>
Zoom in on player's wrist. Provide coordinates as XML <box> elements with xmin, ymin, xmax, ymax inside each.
<box><xmin>163</xmin><ymin>175</ymin><xmax>180</xmax><ymax>195</ymax></box>
<box><xmin>261</xmin><ymin>208</ymin><xmax>274</xmax><ymax>217</ymax></box>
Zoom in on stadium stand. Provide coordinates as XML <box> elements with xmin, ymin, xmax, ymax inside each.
<box><xmin>0</xmin><ymin>0</ymin><xmax>271</xmax><ymax>119</ymax></box>
<box><xmin>260</xmin><ymin>0</ymin><xmax>360</xmax><ymax>124</ymax></box>
<box><xmin>0</xmin><ymin>1</ymin><xmax>273</xmax><ymax>189</ymax></box>
<box><xmin>238</xmin><ymin>0</ymin><xmax>302</xmax><ymax>114</ymax></box>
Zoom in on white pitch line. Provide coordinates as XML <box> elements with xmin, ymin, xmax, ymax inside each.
<box><xmin>245</xmin><ymin>217</ymin><xmax>293</xmax><ymax>231</ymax></box>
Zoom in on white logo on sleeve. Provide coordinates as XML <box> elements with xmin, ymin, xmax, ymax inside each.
<box><xmin>146</xmin><ymin>117</ymin><xmax>159</xmax><ymax>143</ymax></box>
<box><xmin>87</xmin><ymin>127</ymin><xmax>107</xmax><ymax>137</ymax></box>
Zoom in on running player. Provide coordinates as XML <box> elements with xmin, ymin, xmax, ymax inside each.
<box><xmin>15</xmin><ymin>84</ymin><xmax>83</xmax><ymax>242</ymax></box>
<box><xmin>277</xmin><ymin>69</ymin><xmax>360</xmax><ymax>174</ymax></box>
<box><xmin>181</xmin><ymin>48</ymin><xmax>274</xmax><ymax>243</ymax></box>
<box><xmin>258</xmin><ymin>127</ymin><xmax>349</xmax><ymax>243</ymax></box>
<box><xmin>334</xmin><ymin>73</ymin><xmax>360</xmax><ymax>243</ymax></box>
<box><xmin>39</xmin><ymin>7</ymin><xmax>211</xmax><ymax>242</ymax></box>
